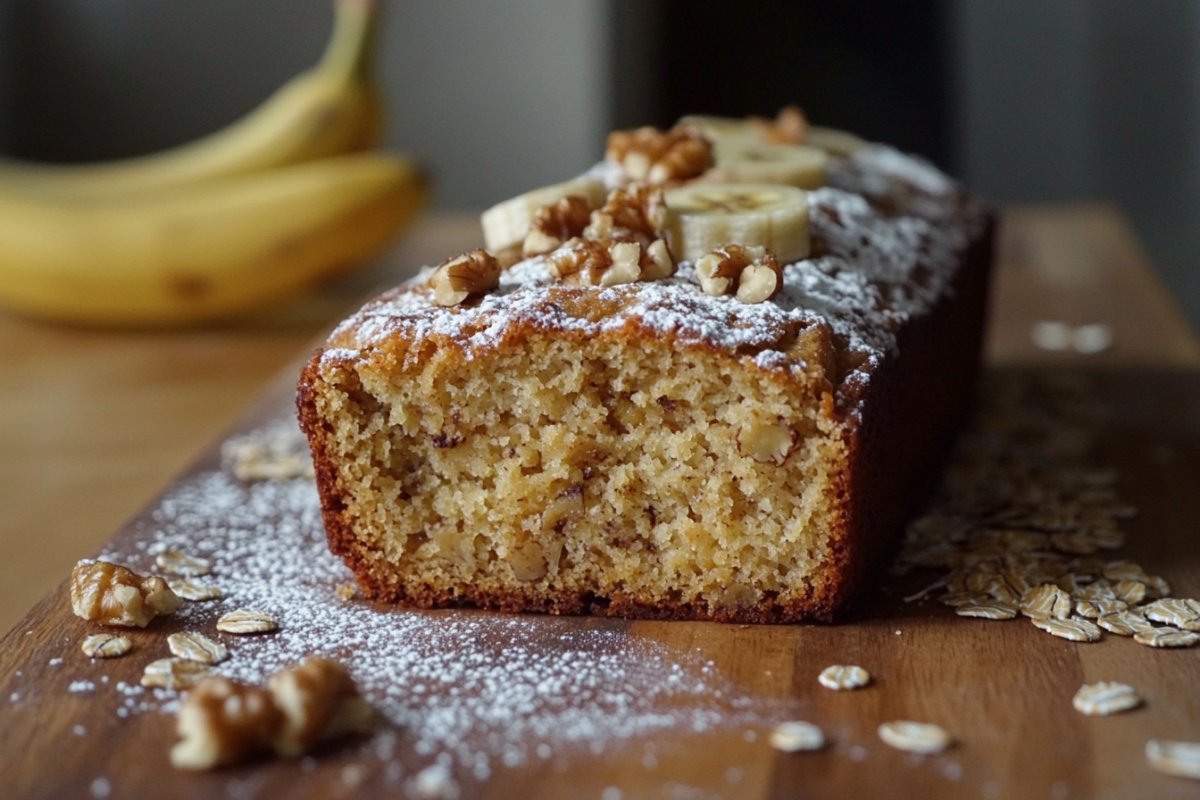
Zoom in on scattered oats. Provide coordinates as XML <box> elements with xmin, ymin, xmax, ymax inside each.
<box><xmin>1031</xmin><ymin>320</ymin><xmax>1072</xmax><ymax>351</ymax></box>
<box><xmin>90</xmin><ymin>777</ymin><xmax>111</xmax><ymax>799</ymax></box>
<box><xmin>769</xmin><ymin>721</ymin><xmax>825</xmax><ymax>752</ymax></box>
<box><xmin>1111</xmin><ymin>579</ymin><xmax>1146</xmax><ymax>605</ymax></box>
<box><xmin>1141</xmin><ymin>599</ymin><xmax>1200</xmax><ymax>630</ymax></box>
<box><xmin>168</xmin><ymin>631</ymin><xmax>230</xmax><ymax>665</ymax></box>
<box><xmin>602</xmin><ymin>787</ymin><xmax>623</xmax><ymax>800</ymax></box>
<box><xmin>216</xmin><ymin>609</ymin><xmax>278</xmax><ymax>635</ymax></box>
<box><xmin>10</xmin><ymin>693</ymin><xmax>19</xmax><ymax>703</ymax></box>
<box><xmin>1074</xmin><ymin>598</ymin><xmax>1127</xmax><ymax>619</ymax></box>
<box><xmin>155</xmin><ymin>549</ymin><xmax>211</xmax><ymax>578</ymax></box>
<box><xmin>49</xmin><ymin>658</ymin><xmax>63</xmax><ymax>666</ymax></box>
<box><xmin>1096</xmin><ymin>611</ymin><xmax>1157</xmax><ymax>637</ymax></box>
<box><xmin>956</xmin><ymin>600</ymin><xmax>1018</xmax><ymax>620</ymax></box>
<box><xmin>817</xmin><ymin>665</ymin><xmax>870</xmax><ymax>691</ymax></box>
<box><xmin>221</xmin><ymin>421</ymin><xmax>315</xmax><ymax>481</ymax></box>
<box><xmin>1103</xmin><ymin>560</ymin><xmax>1150</xmax><ymax>585</ymax></box>
<box><xmin>877</xmin><ymin>721</ymin><xmax>951</xmax><ymax>754</ymax></box>
<box><xmin>1050</xmin><ymin>532</ymin><xmax>1099</xmax><ymax>555</ymax></box>
<box><xmin>1022</xmin><ymin>584</ymin><xmax>1073</xmax><ymax>620</ymax></box>
<box><xmin>1072</xmin><ymin>682</ymin><xmax>1141</xmax><ymax>716</ymax></box>
<box><xmin>168</xmin><ymin>578</ymin><xmax>223</xmax><ymax>602</ymax></box>
<box><xmin>141</xmin><ymin>657</ymin><xmax>211</xmax><ymax>691</ymax></box>
<box><xmin>1031</xmin><ymin>616</ymin><xmax>1102</xmax><ymax>642</ymax></box>
<box><xmin>1072</xmin><ymin>323</ymin><xmax>1113</xmax><ymax>354</ymax></box>
<box><xmin>1133</xmin><ymin>627</ymin><xmax>1200</xmax><ymax>648</ymax></box>
<box><xmin>81</xmin><ymin>634</ymin><xmax>132</xmax><ymax>659</ymax></box>
<box><xmin>74</xmin><ymin>725</ymin><xmax>87</xmax><ymax>736</ymax></box>
<box><xmin>68</xmin><ymin>680</ymin><xmax>96</xmax><ymax>693</ymax></box>
<box><xmin>336</xmin><ymin>583</ymin><xmax>357</xmax><ymax>601</ymax></box>
<box><xmin>939</xmin><ymin>592</ymin><xmax>992</xmax><ymax>608</ymax></box>
<box><xmin>1146</xmin><ymin>739</ymin><xmax>1200</xmax><ymax>780</ymax></box>
<box><xmin>1077</xmin><ymin>580</ymin><xmax>1116</xmax><ymax>603</ymax></box>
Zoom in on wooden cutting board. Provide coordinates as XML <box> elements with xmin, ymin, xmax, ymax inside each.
<box><xmin>2</xmin><ymin>362</ymin><xmax>1199</xmax><ymax>800</ymax></box>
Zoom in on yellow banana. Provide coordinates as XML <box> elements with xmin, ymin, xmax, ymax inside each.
<box><xmin>0</xmin><ymin>0</ymin><xmax>383</xmax><ymax>198</ymax></box>
<box><xmin>0</xmin><ymin>152</ymin><xmax>426</xmax><ymax>326</ymax></box>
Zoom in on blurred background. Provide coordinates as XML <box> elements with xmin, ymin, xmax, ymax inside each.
<box><xmin>1</xmin><ymin>0</ymin><xmax>1199</xmax><ymax>326</ymax></box>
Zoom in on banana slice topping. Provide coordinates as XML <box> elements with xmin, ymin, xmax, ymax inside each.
<box><xmin>707</xmin><ymin>140</ymin><xmax>828</xmax><ymax>189</ymax></box>
<box><xmin>662</xmin><ymin>183</ymin><xmax>809</xmax><ymax>264</ymax></box>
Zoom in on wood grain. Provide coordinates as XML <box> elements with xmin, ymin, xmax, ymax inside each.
<box><xmin>2</xmin><ymin>205</ymin><xmax>1200</xmax><ymax>799</ymax></box>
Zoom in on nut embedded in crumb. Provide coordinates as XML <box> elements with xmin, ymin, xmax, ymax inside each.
<box><xmin>1146</xmin><ymin>739</ymin><xmax>1200</xmax><ymax>780</ymax></box>
<box><xmin>70</xmin><ymin>560</ymin><xmax>181</xmax><ymax>628</ymax></box>
<box><xmin>142</xmin><ymin>657</ymin><xmax>212</xmax><ymax>691</ymax></box>
<box><xmin>170</xmin><ymin>658</ymin><xmax>372</xmax><ymax>770</ymax></box>
<box><xmin>170</xmin><ymin>676</ymin><xmax>282</xmax><ymax>770</ymax></box>
<box><xmin>736</xmin><ymin>419</ymin><xmax>795</xmax><ymax>465</ymax></box>
<box><xmin>168</xmin><ymin>632</ymin><xmax>230</xmax><ymax>665</ymax></box>
<box><xmin>523</xmin><ymin>195</ymin><xmax>594</xmax><ymax>257</ymax></box>
<box><xmin>81</xmin><ymin>633</ymin><xmax>132</xmax><ymax>659</ymax></box>
<box><xmin>168</xmin><ymin>578</ymin><xmax>223</xmax><ymax>602</ymax></box>
<box><xmin>1072</xmin><ymin>682</ymin><xmax>1140</xmax><ymax>716</ymax></box>
<box><xmin>878</xmin><ymin>721</ymin><xmax>952</xmax><ymax>754</ymax></box>
<box><xmin>817</xmin><ymin>665</ymin><xmax>870</xmax><ymax>691</ymax></box>
<box><xmin>156</xmin><ymin>549</ymin><xmax>212</xmax><ymax>578</ymax></box>
<box><xmin>605</xmin><ymin>124</ymin><xmax>713</xmax><ymax>184</ymax></box>
<box><xmin>217</xmin><ymin>609</ymin><xmax>279</xmax><ymax>635</ymax></box>
<box><xmin>336</xmin><ymin>583</ymin><xmax>357</xmax><ymax>601</ymax></box>
<box><xmin>694</xmin><ymin>245</ymin><xmax>783</xmax><ymax>304</ymax></box>
<box><xmin>769</xmin><ymin>721</ymin><xmax>825</xmax><ymax>752</ymax></box>
<box><xmin>428</xmin><ymin>250</ymin><xmax>501</xmax><ymax>307</ymax></box>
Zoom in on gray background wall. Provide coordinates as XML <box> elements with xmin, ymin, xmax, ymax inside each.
<box><xmin>1</xmin><ymin>0</ymin><xmax>1199</xmax><ymax>325</ymax></box>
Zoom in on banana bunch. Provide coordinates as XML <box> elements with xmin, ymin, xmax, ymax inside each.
<box><xmin>0</xmin><ymin>0</ymin><xmax>426</xmax><ymax>326</ymax></box>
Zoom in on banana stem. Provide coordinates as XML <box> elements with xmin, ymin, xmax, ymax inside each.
<box><xmin>320</xmin><ymin>0</ymin><xmax>379</xmax><ymax>83</ymax></box>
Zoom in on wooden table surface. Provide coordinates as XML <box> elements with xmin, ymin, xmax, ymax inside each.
<box><xmin>2</xmin><ymin>205</ymin><xmax>1199</xmax><ymax>799</ymax></box>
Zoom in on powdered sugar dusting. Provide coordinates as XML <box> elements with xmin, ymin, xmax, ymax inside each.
<box><xmin>324</xmin><ymin>146</ymin><xmax>986</xmax><ymax>406</ymax></box>
<box><xmin>96</xmin><ymin>430</ymin><xmax>797</xmax><ymax>781</ymax></box>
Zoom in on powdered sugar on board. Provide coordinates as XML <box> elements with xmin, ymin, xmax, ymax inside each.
<box><xmin>322</xmin><ymin>146</ymin><xmax>988</xmax><ymax>401</ymax></box>
<box><xmin>97</xmin><ymin>423</ymin><xmax>798</xmax><ymax>781</ymax></box>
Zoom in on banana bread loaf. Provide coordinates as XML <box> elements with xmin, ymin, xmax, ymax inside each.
<box><xmin>297</xmin><ymin>116</ymin><xmax>993</xmax><ymax>623</ymax></box>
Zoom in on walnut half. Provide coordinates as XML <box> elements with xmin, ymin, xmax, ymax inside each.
<box><xmin>546</xmin><ymin>237</ymin><xmax>675</xmax><ymax>287</ymax></box>
<box><xmin>523</xmin><ymin>195</ymin><xmax>594</xmax><ymax>257</ymax></box>
<box><xmin>695</xmin><ymin>244</ymin><xmax>784</xmax><ymax>304</ymax></box>
<box><xmin>428</xmin><ymin>250</ymin><xmax>502</xmax><ymax>307</ymax></box>
<box><xmin>171</xmin><ymin>657</ymin><xmax>373</xmax><ymax>770</ymax></box>
<box><xmin>606</xmin><ymin>124</ymin><xmax>714</xmax><ymax>185</ymax></box>
<box><xmin>70</xmin><ymin>560</ymin><xmax>181</xmax><ymax>628</ymax></box>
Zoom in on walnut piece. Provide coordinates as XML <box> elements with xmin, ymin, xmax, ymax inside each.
<box><xmin>606</xmin><ymin>124</ymin><xmax>714</xmax><ymax>184</ymax></box>
<box><xmin>694</xmin><ymin>244</ymin><xmax>784</xmax><ymax>304</ymax></box>
<box><xmin>170</xmin><ymin>676</ymin><xmax>282</xmax><ymax>770</ymax></box>
<box><xmin>523</xmin><ymin>195</ymin><xmax>594</xmax><ymax>257</ymax></box>
<box><xmin>545</xmin><ymin>237</ymin><xmax>675</xmax><ymax>287</ymax></box>
<box><xmin>737</xmin><ymin>419</ymin><xmax>796</xmax><ymax>465</ymax></box>
<box><xmin>171</xmin><ymin>657</ymin><xmax>373</xmax><ymax>770</ymax></box>
<box><xmin>582</xmin><ymin>185</ymin><xmax>667</xmax><ymax>244</ymax></box>
<box><xmin>751</xmin><ymin>105</ymin><xmax>810</xmax><ymax>144</ymax></box>
<box><xmin>70</xmin><ymin>559</ymin><xmax>181</xmax><ymax>628</ymax></box>
<box><xmin>428</xmin><ymin>250</ymin><xmax>501</xmax><ymax>307</ymax></box>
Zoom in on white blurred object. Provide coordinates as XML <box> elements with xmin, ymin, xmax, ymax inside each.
<box><xmin>1031</xmin><ymin>320</ymin><xmax>1113</xmax><ymax>354</ymax></box>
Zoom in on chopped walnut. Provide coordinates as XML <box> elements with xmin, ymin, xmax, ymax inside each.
<box><xmin>606</xmin><ymin>124</ymin><xmax>713</xmax><ymax>184</ymax></box>
<box><xmin>582</xmin><ymin>185</ymin><xmax>667</xmax><ymax>244</ymax></box>
<box><xmin>545</xmin><ymin>237</ymin><xmax>675</xmax><ymax>287</ymax></box>
<box><xmin>694</xmin><ymin>245</ymin><xmax>784</xmax><ymax>304</ymax></box>
<box><xmin>70</xmin><ymin>559</ymin><xmax>181</xmax><ymax>628</ymax></box>
<box><xmin>751</xmin><ymin>105</ymin><xmax>810</xmax><ymax>144</ymax></box>
<box><xmin>171</xmin><ymin>658</ymin><xmax>372</xmax><ymax>770</ymax></box>
<box><xmin>428</xmin><ymin>250</ymin><xmax>501</xmax><ymax>307</ymax></box>
<box><xmin>171</xmin><ymin>676</ymin><xmax>282</xmax><ymax>770</ymax></box>
<box><xmin>267</xmin><ymin>658</ymin><xmax>374</xmax><ymax>758</ymax></box>
<box><xmin>523</xmin><ymin>195</ymin><xmax>594</xmax><ymax>257</ymax></box>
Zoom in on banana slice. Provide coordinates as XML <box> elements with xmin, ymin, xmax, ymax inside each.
<box><xmin>706</xmin><ymin>140</ymin><xmax>828</xmax><ymax>189</ymax></box>
<box><xmin>662</xmin><ymin>183</ymin><xmax>809</xmax><ymax>264</ymax></box>
<box><xmin>807</xmin><ymin>126</ymin><xmax>869</xmax><ymax>157</ymax></box>
<box><xmin>680</xmin><ymin>114</ymin><xmax>869</xmax><ymax>156</ymax></box>
<box><xmin>481</xmin><ymin>177</ymin><xmax>607</xmax><ymax>253</ymax></box>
